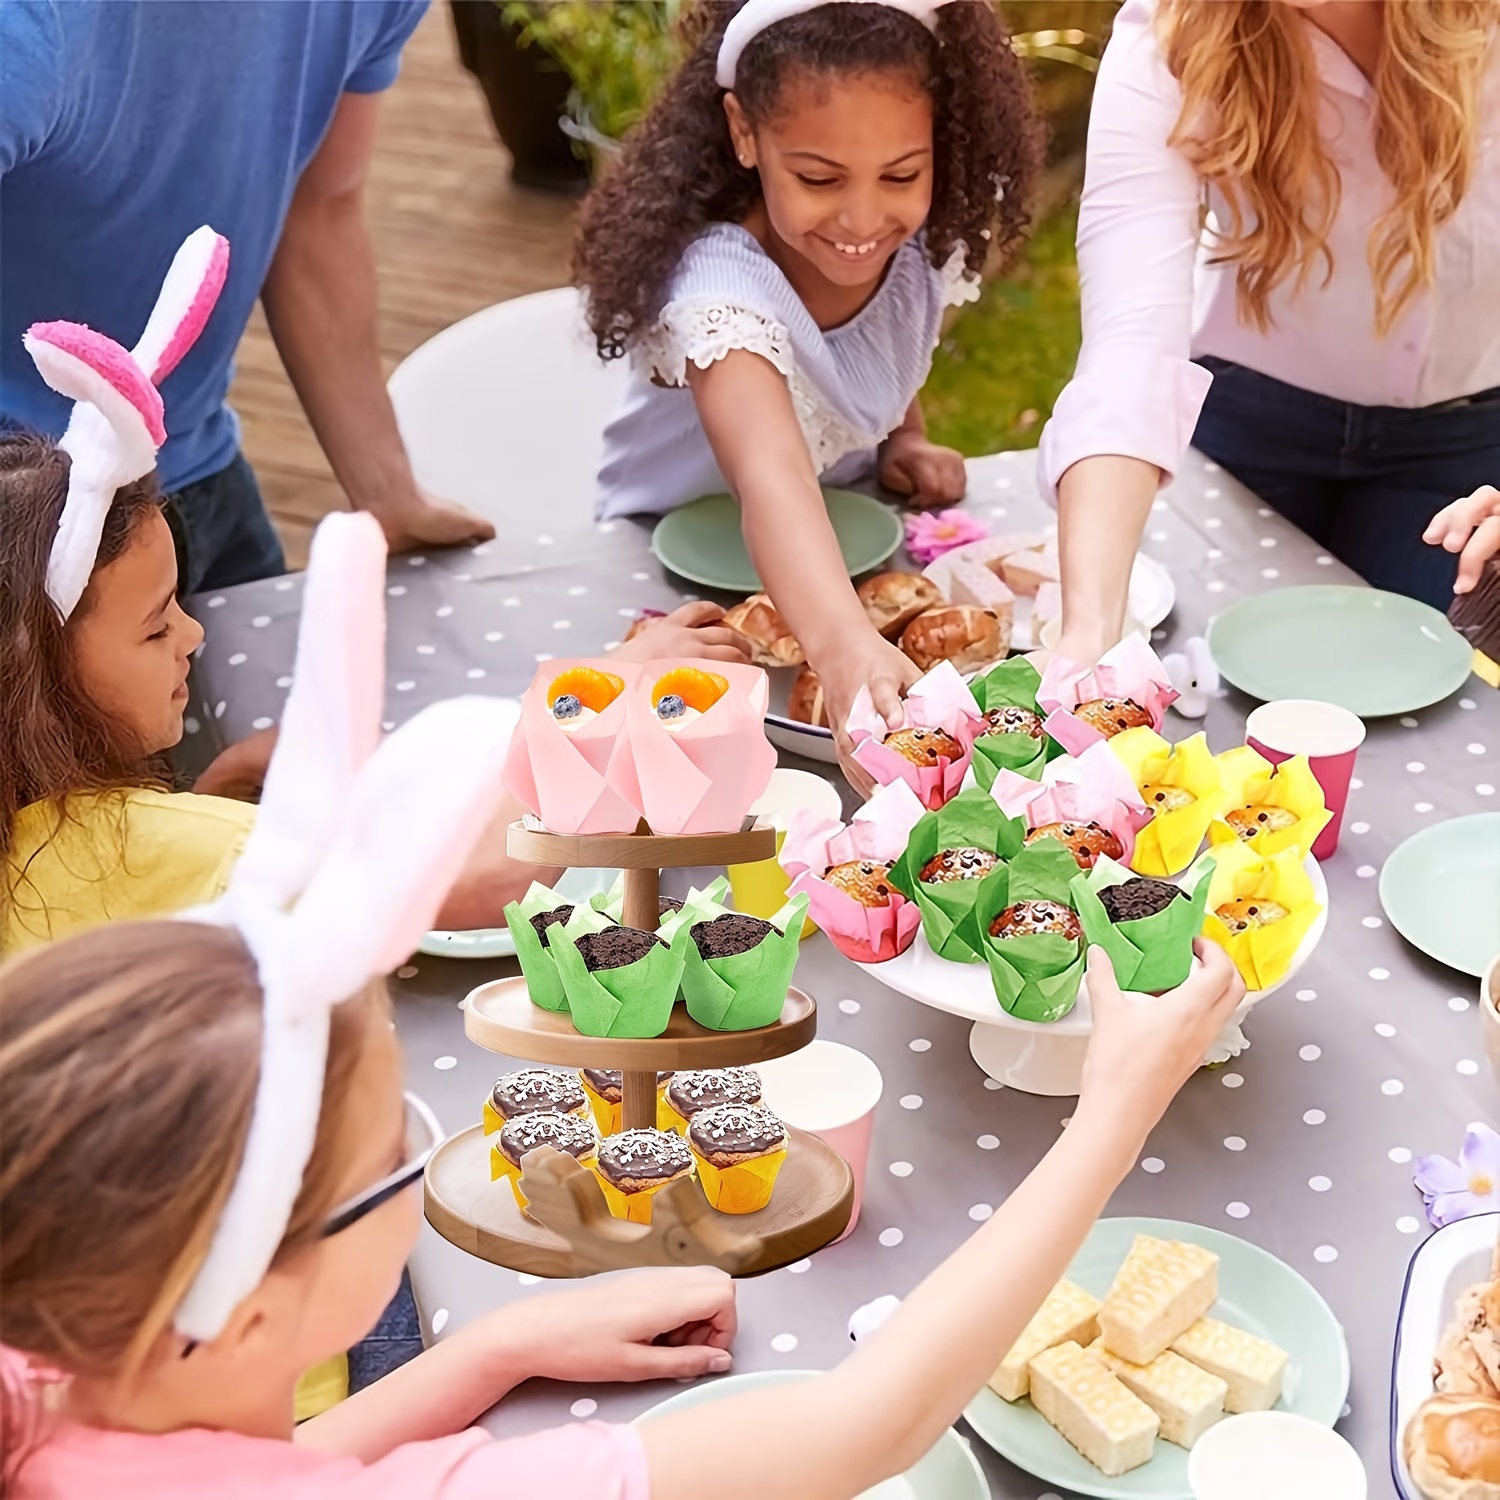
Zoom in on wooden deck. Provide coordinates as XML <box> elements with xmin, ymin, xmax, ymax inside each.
<box><xmin>229</xmin><ymin>4</ymin><xmax>577</xmax><ymax>568</ymax></box>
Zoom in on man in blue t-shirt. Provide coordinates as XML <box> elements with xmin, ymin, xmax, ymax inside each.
<box><xmin>0</xmin><ymin>0</ymin><xmax>496</xmax><ymax>593</ymax></box>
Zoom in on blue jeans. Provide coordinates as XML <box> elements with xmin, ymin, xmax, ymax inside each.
<box><xmin>348</xmin><ymin>1270</ymin><xmax>426</xmax><ymax>1393</ymax></box>
<box><xmin>165</xmin><ymin>450</ymin><xmax>286</xmax><ymax>595</ymax></box>
<box><xmin>1191</xmin><ymin>358</ymin><xmax>1500</xmax><ymax>611</ymax></box>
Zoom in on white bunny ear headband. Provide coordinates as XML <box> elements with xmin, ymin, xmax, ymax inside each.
<box><xmin>22</xmin><ymin>225</ymin><xmax>229</xmax><ymax>621</ymax></box>
<box><xmin>716</xmin><ymin>0</ymin><xmax>959</xmax><ymax>88</ymax></box>
<box><xmin>172</xmin><ymin>510</ymin><xmax>519</xmax><ymax>1341</ymax></box>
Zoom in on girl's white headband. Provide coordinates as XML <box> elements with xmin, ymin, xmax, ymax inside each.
<box><xmin>24</xmin><ymin>227</ymin><xmax>229</xmax><ymax>620</ymax></box>
<box><xmin>172</xmin><ymin>512</ymin><xmax>519</xmax><ymax>1342</ymax></box>
<box><xmin>716</xmin><ymin>0</ymin><xmax>959</xmax><ymax>89</ymax></box>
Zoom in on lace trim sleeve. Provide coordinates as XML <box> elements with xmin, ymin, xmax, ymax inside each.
<box><xmin>636</xmin><ymin>298</ymin><xmax>886</xmax><ymax>475</ymax></box>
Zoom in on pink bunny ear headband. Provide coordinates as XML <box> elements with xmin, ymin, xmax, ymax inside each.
<box><xmin>716</xmin><ymin>0</ymin><xmax>960</xmax><ymax>88</ymax></box>
<box><xmin>171</xmin><ymin>511</ymin><xmax>520</xmax><ymax>1342</ymax></box>
<box><xmin>22</xmin><ymin>226</ymin><xmax>229</xmax><ymax>620</ymax></box>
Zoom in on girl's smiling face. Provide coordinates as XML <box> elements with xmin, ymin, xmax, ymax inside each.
<box><xmin>726</xmin><ymin>67</ymin><xmax>934</xmax><ymax>296</ymax></box>
<box><xmin>71</xmin><ymin>508</ymin><xmax>204</xmax><ymax>756</ymax></box>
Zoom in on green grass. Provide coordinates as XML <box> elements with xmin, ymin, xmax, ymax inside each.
<box><xmin>923</xmin><ymin>198</ymin><xmax>1082</xmax><ymax>455</ymax></box>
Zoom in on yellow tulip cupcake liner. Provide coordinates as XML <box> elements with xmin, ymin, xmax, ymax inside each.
<box><xmin>693</xmin><ymin>1147</ymin><xmax>788</xmax><ymax>1215</ymax></box>
<box><xmin>596</xmin><ymin>1172</ymin><xmax>692</xmax><ymax>1224</ymax></box>
<box><xmin>1110</xmin><ymin>727</ymin><xmax>1225</xmax><ymax>877</ymax></box>
<box><xmin>1209</xmin><ymin>746</ymin><xmax>1332</xmax><ymax>860</ymax></box>
<box><xmin>580</xmin><ymin>1076</ymin><xmax>622</xmax><ymax>1136</ymax></box>
<box><xmin>1193</xmin><ymin>841</ymin><xmax>1321</xmax><ymax>991</ymax></box>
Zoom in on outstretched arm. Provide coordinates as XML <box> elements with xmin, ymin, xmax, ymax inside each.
<box><xmin>262</xmin><ymin>91</ymin><xmax>495</xmax><ymax>553</ymax></box>
<box><xmin>642</xmin><ymin>943</ymin><xmax>1245</xmax><ymax>1499</ymax></box>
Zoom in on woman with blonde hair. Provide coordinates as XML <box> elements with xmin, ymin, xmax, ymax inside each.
<box><xmin>1042</xmin><ymin>0</ymin><xmax>1500</xmax><ymax>661</ymax></box>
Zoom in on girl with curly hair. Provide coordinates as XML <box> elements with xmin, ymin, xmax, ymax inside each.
<box><xmin>575</xmin><ymin>0</ymin><xmax>1041</xmax><ymax>752</ymax></box>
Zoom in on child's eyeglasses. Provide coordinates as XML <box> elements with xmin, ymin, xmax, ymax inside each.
<box><xmin>320</xmin><ymin>1091</ymin><xmax>444</xmax><ymax>1239</ymax></box>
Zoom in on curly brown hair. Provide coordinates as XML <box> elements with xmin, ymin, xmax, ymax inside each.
<box><xmin>0</xmin><ymin>432</ymin><xmax>167</xmax><ymax>914</ymax></box>
<box><xmin>573</xmin><ymin>0</ymin><xmax>1043</xmax><ymax>359</ymax></box>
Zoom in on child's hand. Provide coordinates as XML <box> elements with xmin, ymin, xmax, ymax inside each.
<box><xmin>1424</xmin><ymin>485</ymin><xmax>1500</xmax><ymax>594</ymax></box>
<box><xmin>609</xmin><ymin>602</ymin><xmax>753</xmax><ymax>665</ymax></box>
<box><xmin>194</xmin><ymin>725</ymin><xmax>279</xmax><ymax>801</ymax></box>
<box><xmin>1077</xmin><ymin>941</ymin><xmax>1245</xmax><ymax>1137</ymax></box>
<box><xmin>493</xmin><ymin>1267</ymin><xmax>737</xmax><ymax>1384</ymax></box>
<box><xmin>880</xmin><ymin>432</ymin><xmax>968</xmax><ymax>510</ymax></box>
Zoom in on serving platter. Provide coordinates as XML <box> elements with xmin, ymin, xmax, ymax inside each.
<box><xmin>964</xmin><ymin>1217</ymin><xmax>1350</xmax><ymax>1500</ymax></box>
<box><xmin>860</xmin><ymin>855</ymin><xmax>1329</xmax><ymax>1096</ymax></box>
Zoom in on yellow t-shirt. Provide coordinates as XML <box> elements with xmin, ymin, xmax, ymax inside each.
<box><xmin>3</xmin><ymin>787</ymin><xmax>256</xmax><ymax>953</ymax></box>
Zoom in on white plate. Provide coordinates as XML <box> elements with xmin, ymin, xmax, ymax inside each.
<box><xmin>860</xmin><ymin>856</ymin><xmax>1328</xmax><ymax>1094</ymax></box>
<box><xmin>637</xmin><ymin>1369</ymin><xmax>989</xmax><ymax>1499</ymax></box>
<box><xmin>762</xmin><ymin>552</ymin><xmax>1176</xmax><ymax>760</ymax></box>
<box><xmin>418</xmin><ymin>864</ymin><xmax>619</xmax><ymax>959</ymax></box>
<box><xmin>1390</xmin><ymin>1211</ymin><xmax>1496</xmax><ymax>1499</ymax></box>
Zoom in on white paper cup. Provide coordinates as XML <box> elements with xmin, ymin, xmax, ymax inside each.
<box><xmin>756</xmin><ymin>1040</ymin><xmax>883</xmax><ymax>1240</ymax></box>
<box><xmin>1188</xmin><ymin>1413</ymin><xmax>1366</xmax><ymax>1500</ymax></box>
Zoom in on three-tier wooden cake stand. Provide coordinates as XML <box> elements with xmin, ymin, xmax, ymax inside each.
<box><xmin>424</xmin><ymin>820</ymin><xmax>855</xmax><ymax>1277</ymax></box>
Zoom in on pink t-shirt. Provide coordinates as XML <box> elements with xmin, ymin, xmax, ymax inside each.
<box><xmin>8</xmin><ymin>1405</ymin><xmax>649</xmax><ymax>1500</ymax></box>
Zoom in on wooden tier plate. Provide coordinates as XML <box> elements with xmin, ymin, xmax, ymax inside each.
<box><xmin>506</xmin><ymin>820</ymin><xmax>776</xmax><ymax>871</ymax></box>
<box><xmin>425</xmin><ymin>1125</ymin><xmax>854</xmax><ymax>1278</ymax></box>
<box><xmin>463</xmin><ymin>975</ymin><xmax>817</xmax><ymax>1068</ymax></box>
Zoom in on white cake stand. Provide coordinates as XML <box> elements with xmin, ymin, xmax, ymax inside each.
<box><xmin>859</xmin><ymin>856</ymin><xmax>1329</xmax><ymax>1097</ymax></box>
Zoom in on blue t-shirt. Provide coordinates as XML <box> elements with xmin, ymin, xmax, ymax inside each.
<box><xmin>0</xmin><ymin>0</ymin><xmax>426</xmax><ymax>493</ymax></box>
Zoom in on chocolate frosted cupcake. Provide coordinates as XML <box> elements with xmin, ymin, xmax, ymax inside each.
<box><xmin>575</xmin><ymin>926</ymin><xmax>664</xmax><ymax>971</ymax></box>
<box><xmin>1099</xmin><ymin>877</ymin><xmax>1184</xmax><ymax>925</ymax></box>
<box><xmin>482</xmin><ymin>1068</ymin><xmax>587</xmax><ymax>1135</ymax></box>
<box><xmin>491</xmin><ymin>1110</ymin><xmax>599</xmax><ymax>1217</ymax></box>
<box><xmin>688</xmin><ymin>1103</ymin><xmax>790</xmax><ymax>1214</ymax></box>
<box><xmin>662</xmin><ymin>1067</ymin><xmax>762</xmax><ymax>1134</ymax></box>
<box><xmin>919</xmin><ymin>847</ymin><xmax>1000</xmax><ymax>884</ymax></box>
<box><xmin>594</xmin><ymin>1128</ymin><xmax>695</xmax><ymax>1223</ymax></box>
<box><xmin>578</xmin><ymin>1068</ymin><xmax>674</xmax><ymax>1135</ymax></box>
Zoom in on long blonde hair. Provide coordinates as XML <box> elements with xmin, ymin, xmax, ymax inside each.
<box><xmin>1156</xmin><ymin>0</ymin><xmax>1494</xmax><ymax>335</ymax></box>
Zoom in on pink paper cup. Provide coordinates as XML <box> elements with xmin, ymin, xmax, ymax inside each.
<box><xmin>1246</xmin><ymin>698</ymin><xmax>1367</xmax><ymax>860</ymax></box>
<box><xmin>755</xmin><ymin>1041</ymin><xmax>883</xmax><ymax>1243</ymax></box>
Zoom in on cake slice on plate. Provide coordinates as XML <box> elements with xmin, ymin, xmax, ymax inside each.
<box><xmin>988</xmin><ymin>1279</ymin><xmax>1102</xmax><ymax>1401</ymax></box>
<box><xmin>1090</xmin><ymin>1337</ymin><xmax>1228</xmax><ymax>1448</ymax></box>
<box><xmin>1099</xmin><ymin>1233</ymin><xmax>1219</xmax><ymax>1365</ymax></box>
<box><xmin>1028</xmin><ymin>1340</ymin><xmax>1159</xmax><ymax>1477</ymax></box>
<box><xmin>1171</xmin><ymin>1317</ymin><xmax>1288</xmax><ymax>1413</ymax></box>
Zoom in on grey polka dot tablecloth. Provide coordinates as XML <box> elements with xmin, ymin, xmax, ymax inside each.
<box><xmin>189</xmin><ymin>449</ymin><xmax>1499</xmax><ymax>1499</ymax></box>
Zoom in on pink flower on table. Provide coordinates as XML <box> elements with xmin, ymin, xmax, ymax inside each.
<box><xmin>1415</xmin><ymin>1123</ymin><xmax>1500</xmax><ymax>1227</ymax></box>
<box><xmin>904</xmin><ymin>507</ymin><xmax>988</xmax><ymax>566</ymax></box>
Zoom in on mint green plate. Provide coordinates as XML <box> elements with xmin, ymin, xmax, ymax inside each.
<box><xmin>652</xmin><ymin>489</ymin><xmax>903</xmax><ymax>593</ymax></box>
<box><xmin>639</xmin><ymin>1369</ymin><xmax>988</xmax><ymax>1499</ymax></box>
<box><xmin>1380</xmin><ymin>813</ymin><xmax>1500</xmax><ymax>977</ymax></box>
<box><xmin>1206</xmin><ymin>585</ymin><xmax>1473</xmax><ymax>716</ymax></box>
<box><xmin>963</xmin><ymin>1216</ymin><xmax>1350</xmax><ymax>1500</ymax></box>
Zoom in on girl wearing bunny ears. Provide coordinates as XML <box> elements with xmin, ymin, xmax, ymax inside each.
<box><xmin>0</xmin><ymin>801</ymin><xmax>1245</xmax><ymax>1496</ymax></box>
<box><xmin>0</xmin><ymin>231</ymin><xmax>750</xmax><ymax>954</ymax></box>
<box><xmin>577</xmin><ymin>0</ymin><xmax>1041</xmax><ymax>781</ymax></box>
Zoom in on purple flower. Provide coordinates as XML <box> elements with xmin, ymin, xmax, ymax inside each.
<box><xmin>1415</xmin><ymin>1123</ymin><xmax>1500</xmax><ymax>1227</ymax></box>
<box><xmin>903</xmin><ymin>507</ymin><xmax>989</xmax><ymax>566</ymax></box>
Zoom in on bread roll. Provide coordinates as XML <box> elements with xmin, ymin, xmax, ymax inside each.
<box><xmin>1404</xmin><ymin>1393</ymin><xmax>1500</xmax><ymax>1498</ymax></box>
<box><xmin>787</xmin><ymin>665</ymin><xmax>830</xmax><ymax>728</ymax></box>
<box><xmin>858</xmin><ymin>571</ymin><xmax>945</xmax><ymax>638</ymax></box>
<box><xmin>900</xmin><ymin>604</ymin><xmax>1009</xmax><ymax>673</ymax></box>
<box><xmin>723</xmin><ymin>594</ymin><xmax>804</xmax><ymax>668</ymax></box>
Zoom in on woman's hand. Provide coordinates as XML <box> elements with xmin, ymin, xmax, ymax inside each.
<box><xmin>494</xmin><ymin>1267</ymin><xmax>737</xmax><ymax>1384</ymax></box>
<box><xmin>1424</xmin><ymin>485</ymin><xmax>1500</xmax><ymax>594</ymax></box>
<box><xmin>193</xmin><ymin>726</ymin><xmax>279</xmax><ymax>801</ymax></box>
<box><xmin>880</xmin><ymin>431</ymin><xmax>968</xmax><ymax>510</ymax></box>
<box><xmin>1077</xmin><ymin>940</ymin><xmax>1246</xmax><ymax>1137</ymax></box>
<box><xmin>609</xmin><ymin>602</ymin><xmax>753</xmax><ymax>665</ymax></box>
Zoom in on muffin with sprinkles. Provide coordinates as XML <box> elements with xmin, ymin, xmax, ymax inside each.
<box><xmin>661</xmin><ymin>1067</ymin><xmax>762</xmax><ymax>1135</ymax></box>
<box><xmin>594</xmin><ymin>1128</ymin><xmax>695</xmax><ymax>1223</ymax></box>
<box><xmin>481</xmin><ymin>1067</ymin><xmax>588</xmax><ymax>1135</ymax></box>
<box><xmin>491</xmin><ymin>1110</ymin><xmax>600</xmax><ymax>1219</ymax></box>
<box><xmin>688</xmin><ymin>1103</ymin><xmax>789</xmax><ymax>1214</ymax></box>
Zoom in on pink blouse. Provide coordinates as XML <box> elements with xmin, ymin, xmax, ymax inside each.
<box><xmin>1038</xmin><ymin>0</ymin><xmax>1500</xmax><ymax>501</ymax></box>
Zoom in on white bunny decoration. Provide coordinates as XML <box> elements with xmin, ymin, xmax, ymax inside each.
<box><xmin>1163</xmin><ymin>636</ymin><xmax>1220</xmax><ymax>719</ymax></box>
<box><xmin>173</xmin><ymin>510</ymin><xmax>520</xmax><ymax>1341</ymax></box>
<box><xmin>23</xmin><ymin>226</ymin><xmax>229</xmax><ymax>619</ymax></box>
